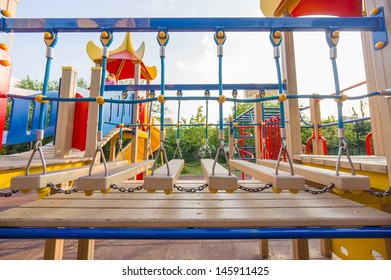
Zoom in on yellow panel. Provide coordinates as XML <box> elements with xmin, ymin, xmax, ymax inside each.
<box><xmin>260</xmin><ymin>0</ymin><xmax>301</xmax><ymax>17</ymax></box>
<box><xmin>332</xmin><ymin>238</ymin><xmax>387</xmax><ymax>260</ymax></box>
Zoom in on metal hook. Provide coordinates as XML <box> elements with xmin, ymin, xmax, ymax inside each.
<box><xmin>25</xmin><ymin>140</ymin><xmax>47</xmax><ymax>175</ymax></box>
<box><xmin>275</xmin><ymin>139</ymin><xmax>294</xmax><ymax>176</ymax></box>
<box><xmin>89</xmin><ymin>142</ymin><xmax>108</xmax><ymax>176</ymax></box>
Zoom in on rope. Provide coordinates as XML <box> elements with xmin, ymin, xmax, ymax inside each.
<box><xmin>218</xmin><ymin>55</ymin><xmax>223</xmax><ymax>131</ymax></box>
<box><xmin>275</xmin><ymin>57</ymin><xmax>285</xmax><ymax>129</ymax></box>
<box><xmin>38</xmin><ymin>56</ymin><xmax>52</xmax><ymax>130</ymax></box>
<box><xmin>331</xmin><ymin>58</ymin><xmax>344</xmax><ymax>129</ymax></box>
<box><xmin>98</xmin><ymin>56</ymin><xmax>107</xmax><ymax>133</ymax></box>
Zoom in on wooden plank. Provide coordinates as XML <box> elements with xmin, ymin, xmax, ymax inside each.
<box><xmin>18</xmin><ymin>197</ymin><xmax>361</xmax><ymax>210</ymax></box>
<box><xmin>1</xmin><ymin>205</ymin><xmax>390</xmax><ymax>228</ymax></box>
<box><xmin>44</xmin><ymin>239</ymin><xmax>63</xmax><ymax>260</ymax></box>
<box><xmin>201</xmin><ymin>159</ymin><xmax>238</xmax><ymax>191</ymax></box>
<box><xmin>230</xmin><ymin>160</ymin><xmax>305</xmax><ymax>190</ymax></box>
<box><xmin>10</xmin><ymin>161</ymin><xmax>128</xmax><ymax>190</ymax></box>
<box><xmin>144</xmin><ymin>159</ymin><xmax>184</xmax><ymax>191</ymax></box>
<box><xmin>257</xmin><ymin>159</ymin><xmax>370</xmax><ymax>191</ymax></box>
<box><xmin>77</xmin><ymin>160</ymin><xmax>154</xmax><ymax>191</ymax></box>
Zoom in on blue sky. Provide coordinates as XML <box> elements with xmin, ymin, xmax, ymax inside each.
<box><xmin>8</xmin><ymin>0</ymin><xmax>367</xmax><ymax>122</ymax></box>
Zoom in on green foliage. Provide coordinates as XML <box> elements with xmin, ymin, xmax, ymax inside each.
<box><xmin>77</xmin><ymin>77</ymin><xmax>89</xmax><ymax>89</ymax></box>
<box><xmin>14</xmin><ymin>75</ymin><xmax>59</xmax><ymax>91</ymax></box>
<box><xmin>301</xmin><ymin>115</ymin><xmax>372</xmax><ymax>156</ymax></box>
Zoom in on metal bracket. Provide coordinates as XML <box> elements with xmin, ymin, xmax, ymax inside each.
<box><xmin>370</xmin><ymin>7</ymin><xmax>388</xmax><ymax>50</ymax></box>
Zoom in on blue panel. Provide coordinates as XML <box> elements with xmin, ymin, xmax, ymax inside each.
<box><xmin>4</xmin><ymin>91</ymin><xmax>59</xmax><ymax>145</ymax></box>
<box><xmin>0</xmin><ymin>17</ymin><xmax>383</xmax><ymax>33</ymax></box>
<box><xmin>102</xmin><ymin>91</ymin><xmax>133</xmax><ymax>136</ymax></box>
<box><xmin>0</xmin><ymin>227</ymin><xmax>390</xmax><ymax>240</ymax></box>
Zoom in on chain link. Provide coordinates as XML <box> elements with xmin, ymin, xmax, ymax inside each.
<box><xmin>0</xmin><ymin>190</ymin><xmax>19</xmax><ymax>197</ymax></box>
<box><xmin>174</xmin><ymin>184</ymin><xmax>208</xmax><ymax>193</ymax></box>
<box><xmin>110</xmin><ymin>184</ymin><xmax>144</xmax><ymax>193</ymax></box>
<box><xmin>366</xmin><ymin>186</ymin><xmax>391</xmax><ymax>198</ymax></box>
<box><xmin>304</xmin><ymin>184</ymin><xmax>335</xmax><ymax>195</ymax></box>
<box><xmin>47</xmin><ymin>182</ymin><xmax>78</xmax><ymax>194</ymax></box>
<box><xmin>238</xmin><ymin>183</ymin><xmax>272</xmax><ymax>192</ymax></box>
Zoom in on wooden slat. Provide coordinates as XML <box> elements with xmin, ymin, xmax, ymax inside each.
<box><xmin>144</xmin><ymin>160</ymin><xmax>184</xmax><ymax>191</ymax></box>
<box><xmin>77</xmin><ymin>160</ymin><xmax>154</xmax><ymax>191</ymax></box>
<box><xmin>1</xmin><ymin>203</ymin><xmax>390</xmax><ymax>228</ymax></box>
<box><xmin>17</xmin><ymin>197</ymin><xmax>361</xmax><ymax>209</ymax></box>
<box><xmin>201</xmin><ymin>159</ymin><xmax>238</xmax><ymax>191</ymax></box>
<box><xmin>230</xmin><ymin>160</ymin><xmax>305</xmax><ymax>190</ymax></box>
<box><xmin>257</xmin><ymin>159</ymin><xmax>371</xmax><ymax>191</ymax></box>
<box><xmin>10</xmin><ymin>161</ymin><xmax>128</xmax><ymax>190</ymax></box>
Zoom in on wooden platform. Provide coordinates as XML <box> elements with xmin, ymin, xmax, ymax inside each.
<box><xmin>1</xmin><ymin>180</ymin><xmax>390</xmax><ymax>228</ymax></box>
<box><xmin>293</xmin><ymin>155</ymin><xmax>388</xmax><ymax>174</ymax></box>
<box><xmin>1</xmin><ymin>180</ymin><xmax>390</xmax><ymax>260</ymax></box>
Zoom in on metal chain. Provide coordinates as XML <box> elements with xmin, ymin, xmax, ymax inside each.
<box><xmin>174</xmin><ymin>184</ymin><xmax>208</xmax><ymax>193</ymax></box>
<box><xmin>47</xmin><ymin>182</ymin><xmax>78</xmax><ymax>195</ymax></box>
<box><xmin>238</xmin><ymin>183</ymin><xmax>272</xmax><ymax>192</ymax></box>
<box><xmin>366</xmin><ymin>186</ymin><xmax>391</xmax><ymax>198</ymax></box>
<box><xmin>110</xmin><ymin>183</ymin><xmax>144</xmax><ymax>193</ymax></box>
<box><xmin>304</xmin><ymin>183</ymin><xmax>335</xmax><ymax>195</ymax></box>
<box><xmin>0</xmin><ymin>190</ymin><xmax>19</xmax><ymax>197</ymax></box>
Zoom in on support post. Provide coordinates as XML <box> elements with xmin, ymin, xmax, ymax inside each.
<box><xmin>281</xmin><ymin>14</ymin><xmax>302</xmax><ymax>158</ymax></box>
<box><xmin>259</xmin><ymin>239</ymin><xmax>269</xmax><ymax>259</ymax></box>
<box><xmin>77</xmin><ymin>239</ymin><xmax>95</xmax><ymax>260</ymax></box>
<box><xmin>44</xmin><ymin>239</ymin><xmax>64</xmax><ymax>260</ymax></box>
<box><xmin>228</xmin><ymin>116</ymin><xmax>234</xmax><ymax>161</ymax></box>
<box><xmin>362</xmin><ymin>0</ymin><xmax>391</xmax><ymax>184</ymax></box>
<box><xmin>309</xmin><ymin>96</ymin><xmax>325</xmax><ymax>155</ymax></box>
<box><xmin>54</xmin><ymin>67</ymin><xmax>78</xmax><ymax>158</ymax></box>
<box><xmin>292</xmin><ymin>239</ymin><xmax>309</xmax><ymax>260</ymax></box>
<box><xmin>85</xmin><ymin>67</ymin><xmax>102</xmax><ymax>159</ymax></box>
<box><xmin>254</xmin><ymin>102</ymin><xmax>263</xmax><ymax>160</ymax></box>
<box><xmin>131</xmin><ymin>63</ymin><xmax>141</xmax><ymax>164</ymax></box>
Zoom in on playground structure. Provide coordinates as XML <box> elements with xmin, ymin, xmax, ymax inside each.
<box><xmin>0</xmin><ymin>0</ymin><xmax>391</xmax><ymax>260</ymax></box>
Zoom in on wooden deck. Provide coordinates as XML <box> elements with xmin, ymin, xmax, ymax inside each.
<box><xmin>1</xmin><ymin>180</ymin><xmax>390</xmax><ymax>260</ymax></box>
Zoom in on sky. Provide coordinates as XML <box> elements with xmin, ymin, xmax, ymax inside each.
<box><xmin>6</xmin><ymin>0</ymin><xmax>368</xmax><ymax>123</ymax></box>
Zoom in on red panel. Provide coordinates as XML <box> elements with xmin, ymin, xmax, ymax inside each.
<box><xmin>292</xmin><ymin>0</ymin><xmax>363</xmax><ymax>17</ymax></box>
<box><xmin>71</xmin><ymin>93</ymin><xmax>89</xmax><ymax>151</ymax></box>
<box><xmin>0</xmin><ymin>49</ymin><xmax>11</xmax><ymax>151</ymax></box>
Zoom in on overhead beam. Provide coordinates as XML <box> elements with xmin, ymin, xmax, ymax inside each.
<box><xmin>0</xmin><ymin>16</ymin><xmax>384</xmax><ymax>33</ymax></box>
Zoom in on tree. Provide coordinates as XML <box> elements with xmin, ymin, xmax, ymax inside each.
<box><xmin>77</xmin><ymin>77</ymin><xmax>89</xmax><ymax>89</ymax></box>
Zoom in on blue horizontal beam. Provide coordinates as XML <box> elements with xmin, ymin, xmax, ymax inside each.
<box><xmin>0</xmin><ymin>16</ymin><xmax>383</xmax><ymax>33</ymax></box>
<box><xmin>105</xmin><ymin>83</ymin><xmax>282</xmax><ymax>92</ymax></box>
<box><xmin>0</xmin><ymin>227</ymin><xmax>390</xmax><ymax>239</ymax></box>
